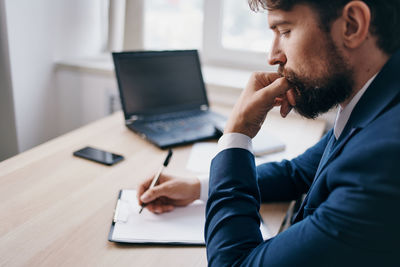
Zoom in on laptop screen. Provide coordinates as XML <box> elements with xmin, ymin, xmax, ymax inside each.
<box><xmin>113</xmin><ymin>50</ymin><xmax>209</xmax><ymax>118</ymax></box>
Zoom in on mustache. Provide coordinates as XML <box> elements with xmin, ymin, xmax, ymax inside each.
<box><xmin>278</xmin><ymin>65</ymin><xmax>296</xmax><ymax>81</ymax></box>
<box><xmin>277</xmin><ymin>65</ymin><xmax>303</xmax><ymax>93</ymax></box>
<box><xmin>278</xmin><ymin>65</ymin><xmax>285</xmax><ymax>77</ymax></box>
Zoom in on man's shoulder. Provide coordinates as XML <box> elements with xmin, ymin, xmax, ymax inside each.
<box><xmin>361</xmin><ymin>99</ymin><xmax>400</xmax><ymax>142</ymax></box>
<box><xmin>333</xmin><ymin>101</ymin><xmax>400</xmax><ymax>178</ymax></box>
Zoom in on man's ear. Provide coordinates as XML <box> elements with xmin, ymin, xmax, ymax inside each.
<box><xmin>341</xmin><ymin>1</ymin><xmax>371</xmax><ymax>49</ymax></box>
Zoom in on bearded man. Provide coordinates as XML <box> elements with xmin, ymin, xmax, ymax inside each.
<box><xmin>138</xmin><ymin>1</ymin><xmax>400</xmax><ymax>265</ymax></box>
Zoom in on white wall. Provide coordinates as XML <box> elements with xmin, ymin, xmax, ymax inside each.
<box><xmin>3</xmin><ymin>0</ymin><xmax>107</xmax><ymax>154</ymax></box>
<box><xmin>0</xmin><ymin>0</ymin><xmax>19</xmax><ymax>161</ymax></box>
<box><xmin>55</xmin><ymin>67</ymin><xmax>118</xmax><ymax>134</ymax></box>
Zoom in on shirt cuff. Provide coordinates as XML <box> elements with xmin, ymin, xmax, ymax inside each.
<box><xmin>202</xmin><ymin>133</ymin><xmax>252</xmax><ymax>202</ymax></box>
<box><xmin>217</xmin><ymin>133</ymin><xmax>253</xmax><ymax>154</ymax></box>
<box><xmin>198</xmin><ymin>174</ymin><xmax>209</xmax><ymax>202</ymax></box>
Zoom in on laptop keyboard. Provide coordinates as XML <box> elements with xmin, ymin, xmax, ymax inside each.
<box><xmin>145</xmin><ymin>113</ymin><xmax>210</xmax><ymax>133</ymax></box>
<box><xmin>127</xmin><ymin>110</ymin><xmax>227</xmax><ymax>147</ymax></box>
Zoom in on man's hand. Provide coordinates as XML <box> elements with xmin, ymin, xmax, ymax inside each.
<box><xmin>137</xmin><ymin>174</ymin><xmax>201</xmax><ymax>214</ymax></box>
<box><xmin>224</xmin><ymin>72</ymin><xmax>295</xmax><ymax>138</ymax></box>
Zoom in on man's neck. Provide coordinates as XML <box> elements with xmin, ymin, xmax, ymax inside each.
<box><xmin>340</xmin><ymin>48</ymin><xmax>389</xmax><ymax>108</ymax></box>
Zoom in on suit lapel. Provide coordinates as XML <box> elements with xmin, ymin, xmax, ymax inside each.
<box><xmin>314</xmin><ymin>127</ymin><xmax>358</xmax><ymax>178</ymax></box>
<box><xmin>292</xmin><ymin>127</ymin><xmax>360</xmax><ymax>223</ymax></box>
<box><xmin>292</xmin><ymin>132</ymin><xmax>336</xmax><ymax>223</ymax></box>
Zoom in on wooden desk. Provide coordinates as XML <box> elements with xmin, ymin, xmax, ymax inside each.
<box><xmin>0</xmin><ymin>110</ymin><xmax>325</xmax><ymax>266</ymax></box>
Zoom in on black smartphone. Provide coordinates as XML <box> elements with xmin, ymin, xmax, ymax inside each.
<box><xmin>73</xmin><ymin>146</ymin><xmax>124</xmax><ymax>166</ymax></box>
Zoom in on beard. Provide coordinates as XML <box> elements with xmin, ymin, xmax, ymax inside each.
<box><xmin>278</xmin><ymin>38</ymin><xmax>354</xmax><ymax>119</ymax></box>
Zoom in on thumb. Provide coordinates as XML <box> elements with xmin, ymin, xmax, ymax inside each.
<box><xmin>140</xmin><ymin>183</ymin><xmax>170</xmax><ymax>203</ymax></box>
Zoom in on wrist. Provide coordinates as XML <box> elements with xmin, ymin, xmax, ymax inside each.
<box><xmin>225</xmin><ymin>119</ymin><xmax>245</xmax><ymax>135</ymax></box>
<box><xmin>224</xmin><ymin>128</ymin><xmax>251</xmax><ymax>137</ymax></box>
<box><xmin>224</xmin><ymin>121</ymin><xmax>259</xmax><ymax>138</ymax></box>
<box><xmin>190</xmin><ymin>177</ymin><xmax>201</xmax><ymax>200</ymax></box>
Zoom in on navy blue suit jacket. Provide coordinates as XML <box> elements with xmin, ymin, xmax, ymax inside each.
<box><xmin>205</xmin><ymin>50</ymin><xmax>400</xmax><ymax>266</ymax></box>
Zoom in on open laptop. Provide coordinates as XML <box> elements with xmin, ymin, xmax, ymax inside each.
<box><xmin>112</xmin><ymin>50</ymin><xmax>226</xmax><ymax>149</ymax></box>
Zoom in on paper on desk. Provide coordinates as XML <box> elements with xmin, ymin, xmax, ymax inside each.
<box><xmin>110</xmin><ymin>190</ymin><xmax>271</xmax><ymax>244</ymax></box>
<box><xmin>186</xmin><ymin>142</ymin><xmax>218</xmax><ymax>173</ymax></box>
<box><xmin>186</xmin><ymin>131</ymin><xmax>288</xmax><ymax>174</ymax></box>
<box><xmin>252</xmin><ymin>130</ymin><xmax>286</xmax><ymax>157</ymax></box>
<box><xmin>111</xmin><ymin>190</ymin><xmax>205</xmax><ymax>244</ymax></box>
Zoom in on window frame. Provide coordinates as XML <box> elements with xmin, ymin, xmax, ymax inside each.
<box><xmin>202</xmin><ymin>0</ymin><xmax>275</xmax><ymax>71</ymax></box>
<box><xmin>117</xmin><ymin>0</ymin><xmax>275</xmax><ymax>71</ymax></box>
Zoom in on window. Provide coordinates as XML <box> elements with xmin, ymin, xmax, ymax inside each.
<box><xmin>120</xmin><ymin>0</ymin><xmax>275</xmax><ymax>70</ymax></box>
<box><xmin>221</xmin><ymin>0</ymin><xmax>272</xmax><ymax>53</ymax></box>
<box><xmin>144</xmin><ymin>0</ymin><xmax>203</xmax><ymax>50</ymax></box>
<box><xmin>202</xmin><ymin>0</ymin><xmax>274</xmax><ymax>70</ymax></box>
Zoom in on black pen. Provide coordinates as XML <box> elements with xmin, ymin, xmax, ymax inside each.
<box><xmin>139</xmin><ymin>149</ymin><xmax>173</xmax><ymax>214</ymax></box>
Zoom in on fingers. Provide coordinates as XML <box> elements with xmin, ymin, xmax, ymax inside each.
<box><xmin>279</xmin><ymin>89</ymin><xmax>296</xmax><ymax>117</ymax></box>
<box><xmin>137</xmin><ymin>177</ymin><xmax>154</xmax><ymax>205</ymax></box>
<box><xmin>225</xmin><ymin>74</ymin><xmax>291</xmax><ymax>137</ymax></box>
<box><xmin>280</xmin><ymin>99</ymin><xmax>293</xmax><ymax>118</ymax></box>
<box><xmin>140</xmin><ymin>182</ymin><xmax>171</xmax><ymax>204</ymax></box>
<box><xmin>251</xmin><ymin>72</ymin><xmax>292</xmax><ymax>99</ymax></box>
<box><xmin>136</xmin><ymin>174</ymin><xmax>199</xmax><ymax>214</ymax></box>
<box><xmin>255</xmin><ymin>77</ymin><xmax>291</xmax><ymax>111</ymax></box>
<box><xmin>254</xmin><ymin>72</ymin><xmax>281</xmax><ymax>89</ymax></box>
<box><xmin>265</xmin><ymin>77</ymin><xmax>291</xmax><ymax>97</ymax></box>
<box><xmin>146</xmin><ymin>199</ymin><xmax>175</xmax><ymax>214</ymax></box>
<box><xmin>286</xmin><ymin>88</ymin><xmax>297</xmax><ymax>106</ymax></box>
<box><xmin>137</xmin><ymin>174</ymin><xmax>172</xmax><ymax>205</ymax></box>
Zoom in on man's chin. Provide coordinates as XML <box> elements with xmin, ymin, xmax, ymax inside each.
<box><xmin>293</xmin><ymin>106</ymin><xmax>321</xmax><ymax>119</ymax></box>
<box><xmin>292</xmin><ymin>95</ymin><xmax>339</xmax><ymax>119</ymax></box>
<box><xmin>293</xmin><ymin>106</ymin><xmax>328</xmax><ymax>119</ymax></box>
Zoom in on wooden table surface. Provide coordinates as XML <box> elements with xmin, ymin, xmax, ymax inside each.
<box><xmin>0</xmin><ymin>110</ymin><xmax>325</xmax><ymax>266</ymax></box>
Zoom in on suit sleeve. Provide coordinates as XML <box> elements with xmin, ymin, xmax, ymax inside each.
<box><xmin>205</xmin><ymin>134</ymin><xmax>400</xmax><ymax>266</ymax></box>
<box><xmin>256</xmin><ymin>130</ymin><xmax>331</xmax><ymax>202</ymax></box>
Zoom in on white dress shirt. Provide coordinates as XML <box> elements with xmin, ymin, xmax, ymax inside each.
<box><xmin>198</xmin><ymin>73</ymin><xmax>378</xmax><ymax>202</ymax></box>
<box><xmin>333</xmin><ymin>73</ymin><xmax>377</xmax><ymax>139</ymax></box>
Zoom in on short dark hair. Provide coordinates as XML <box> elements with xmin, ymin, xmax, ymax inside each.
<box><xmin>248</xmin><ymin>0</ymin><xmax>400</xmax><ymax>55</ymax></box>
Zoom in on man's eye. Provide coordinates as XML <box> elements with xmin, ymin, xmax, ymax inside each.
<box><xmin>280</xmin><ymin>30</ymin><xmax>291</xmax><ymax>37</ymax></box>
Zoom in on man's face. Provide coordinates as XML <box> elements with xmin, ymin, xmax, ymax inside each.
<box><xmin>268</xmin><ymin>5</ymin><xmax>354</xmax><ymax>119</ymax></box>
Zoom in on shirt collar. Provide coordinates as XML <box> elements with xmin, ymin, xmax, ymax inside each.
<box><xmin>333</xmin><ymin>73</ymin><xmax>378</xmax><ymax>139</ymax></box>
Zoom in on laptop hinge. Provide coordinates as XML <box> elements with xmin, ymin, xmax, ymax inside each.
<box><xmin>126</xmin><ymin>115</ymin><xmax>140</xmax><ymax>124</ymax></box>
<box><xmin>200</xmin><ymin>105</ymin><xmax>208</xmax><ymax>111</ymax></box>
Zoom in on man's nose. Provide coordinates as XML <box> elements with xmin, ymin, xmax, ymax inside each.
<box><xmin>268</xmin><ymin>44</ymin><xmax>286</xmax><ymax>66</ymax></box>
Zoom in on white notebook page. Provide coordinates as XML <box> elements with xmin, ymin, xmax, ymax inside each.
<box><xmin>111</xmin><ymin>189</ymin><xmax>271</xmax><ymax>244</ymax></box>
<box><xmin>112</xmin><ymin>190</ymin><xmax>205</xmax><ymax>244</ymax></box>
